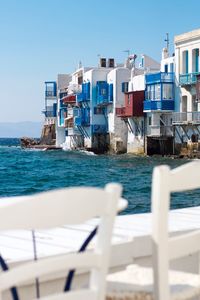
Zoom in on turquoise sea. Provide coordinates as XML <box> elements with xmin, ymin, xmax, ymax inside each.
<box><xmin>0</xmin><ymin>138</ymin><xmax>199</xmax><ymax>215</ymax></box>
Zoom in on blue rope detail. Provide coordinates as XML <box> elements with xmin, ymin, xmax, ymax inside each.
<box><xmin>0</xmin><ymin>255</ymin><xmax>19</xmax><ymax>300</ymax></box>
<box><xmin>64</xmin><ymin>226</ymin><xmax>98</xmax><ymax>292</ymax></box>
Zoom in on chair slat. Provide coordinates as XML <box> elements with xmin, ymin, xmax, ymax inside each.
<box><xmin>169</xmin><ymin>230</ymin><xmax>200</xmax><ymax>260</ymax></box>
<box><xmin>0</xmin><ymin>252</ymin><xmax>101</xmax><ymax>291</ymax></box>
<box><xmin>35</xmin><ymin>289</ymin><xmax>97</xmax><ymax>300</ymax></box>
<box><xmin>170</xmin><ymin>161</ymin><xmax>200</xmax><ymax>192</ymax></box>
<box><xmin>0</xmin><ymin>187</ymin><xmax>112</xmax><ymax>230</ymax></box>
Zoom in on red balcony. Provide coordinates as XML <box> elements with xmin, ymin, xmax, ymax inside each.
<box><xmin>62</xmin><ymin>95</ymin><xmax>76</xmax><ymax>104</ymax></box>
<box><xmin>116</xmin><ymin>107</ymin><xmax>126</xmax><ymax>117</ymax></box>
<box><xmin>116</xmin><ymin>91</ymin><xmax>144</xmax><ymax>118</ymax></box>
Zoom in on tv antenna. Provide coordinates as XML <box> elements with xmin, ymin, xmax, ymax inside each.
<box><xmin>123</xmin><ymin>50</ymin><xmax>130</xmax><ymax>57</ymax></box>
<box><xmin>164</xmin><ymin>33</ymin><xmax>169</xmax><ymax>53</ymax></box>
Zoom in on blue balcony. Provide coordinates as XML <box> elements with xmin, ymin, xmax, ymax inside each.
<box><xmin>143</xmin><ymin>100</ymin><xmax>174</xmax><ymax>112</ymax></box>
<box><xmin>96</xmin><ymin>82</ymin><xmax>113</xmax><ymax>105</ymax></box>
<box><xmin>77</xmin><ymin>92</ymin><xmax>87</xmax><ymax>102</ymax></box>
<box><xmin>45</xmin><ymin>81</ymin><xmax>57</xmax><ymax>98</ymax></box>
<box><xmin>42</xmin><ymin>103</ymin><xmax>57</xmax><ymax>117</ymax></box>
<box><xmin>145</xmin><ymin>72</ymin><xmax>174</xmax><ymax>84</ymax></box>
<box><xmin>59</xmin><ymin>107</ymin><xmax>67</xmax><ymax>126</ymax></box>
<box><xmin>74</xmin><ymin>108</ymin><xmax>90</xmax><ymax>126</ymax></box>
<box><xmin>179</xmin><ymin>72</ymin><xmax>200</xmax><ymax>85</ymax></box>
<box><xmin>77</xmin><ymin>82</ymin><xmax>90</xmax><ymax>102</ymax></box>
<box><xmin>74</xmin><ymin>116</ymin><xmax>82</xmax><ymax>126</ymax></box>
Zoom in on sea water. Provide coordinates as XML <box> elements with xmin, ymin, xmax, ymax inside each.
<box><xmin>0</xmin><ymin>138</ymin><xmax>199</xmax><ymax>215</ymax></box>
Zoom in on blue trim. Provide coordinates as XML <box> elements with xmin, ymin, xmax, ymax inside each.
<box><xmin>185</xmin><ymin>50</ymin><xmax>189</xmax><ymax>74</ymax></box>
<box><xmin>179</xmin><ymin>72</ymin><xmax>200</xmax><ymax>85</ymax></box>
<box><xmin>145</xmin><ymin>72</ymin><xmax>174</xmax><ymax>84</ymax></box>
<box><xmin>0</xmin><ymin>255</ymin><xmax>19</xmax><ymax>300</ymax></box>
<box><xmin>196</xmin><ymin>49</ymin><xmax>199</xmax><ymax>72</ymax></box>
<box><xmin>143</xmin><ymin>100</ymin><xmax>174</xmax><ymax>111</ymax></box>
<box><xmin>64</xmin><ymin>227</ymin><xmax>98</xmax><ymax>292</ymax></box>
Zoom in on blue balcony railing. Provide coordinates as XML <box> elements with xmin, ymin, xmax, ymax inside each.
<box><xmin>74</xmin><ymin>116</ymin><xmax>82</xmax><ymax>126</ymax></box>
<box><xmin>77</xmin><ymin>82</ymin><xmax>90</xmax><ymax>102</ymax></box>
<box><xmin>143</xmin><ymin>100</ymin><xmax>174</xmax><ymax>111</ymax></box>
<box><xmin>45</xmin><ymin>81</ymin><xmax>57</xmax><ymax>97</ymax></box>
<box><xmin>96</xmin><ymin>82</ymin><xmax>113</xmax><ymax>105</ymax></box>
<box><xmin>145</xmin><ymin>72</ymin><xmax>174</xmax><ymax>84</ymax></box>
<box><xmin>74</xmin><ymin>108</ymin><xmax>90</xmax><ymax>126</ymax></box>
<box><xmin>179</xmin><ymin>72</ymin><xmax>200</xmax><ymax>85</ymax></box>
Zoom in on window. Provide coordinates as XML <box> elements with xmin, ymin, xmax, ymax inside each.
<box><xmin>128</xmin><ymin>94</ymin><xmax>131</xmax><ymax>105</ymax></box>
<box><xmin>122</xmin><ymin>82</ymin><xmax>129</xmax><ymax>93</ymax></box>
<box><xmin>182</xmin><ymin>50</ymin><xmax>189</xmax><ymax>73</ymax></box>
<box><xmin>164</xmin><ymin>64</ymin><xmax>168</xmax><ymax>73</ymax></box>
<box><xmin>162</xmin><ymin>84</ymin><xmax>173</xmax><ymax>100</ymax></box>
<box><xmin>170</xmin><ymin>63</ymin><xmax>174</xmax><ymax>73</ymax></box>
<box><xmin>146</xmin><ymin>85</ymin><xmax>154</xmax><ymax>100</ymax></box>
<box><xmin>192</xmin><ymin>48</ymin><xmax>199</xmax><ymax>73</ymax></box>
<box><xmin>149</xmin><ymin>116</ymin><xmax>152</xmax><ymax>126</ymax></box>
<box><xmin>141</xmin><ymin>120</ymin><xmax>144</xmax><ymax>136</ymax></box>
<box><xmin>94</xmin><ymin>107</ymin><xmax>106</xmax><ymax>114</ymax></box>
<box><xmin>101</xmin><ymin>88</ymin><xmax>107</xmax><ymax>96</ymax></box>
<box><xmin>78</xmin><ymin>76</ymin><xmax>83</xmax><ymax>85</ymax></box>
<box><xmin>154</xmin><ymin>84</ymin><xmax>161</xmax><ymax>100</ymax></box>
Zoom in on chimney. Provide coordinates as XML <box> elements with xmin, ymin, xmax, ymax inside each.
<box><xmin>162</xmin><ymin>48</ymin><xmax>169</xmax><ymax>60</ymax></box>
<box><xmin>100</xmin><ymin>58</ymin><xmax>106</xmax><ymax>68</ymax></box>
<box><xmin>108</xmin><ymin>58</ymin><xmax>115</xmax><ymax>68</ymax></box>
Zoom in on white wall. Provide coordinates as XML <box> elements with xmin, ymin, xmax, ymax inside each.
<box><xmin>84</xmin><ymin>68</ymin><xmax>110</xmax><ymax>126</ymax></box>
<box><xmin>56</xmin><ymin>125</ymin><xmax>65</xmax><ymax>147</ymax></box>
<box><xmin>107</xmin><ymin>68</ymin><xmax>131</xmax><ymax>152</ymax></box>
<box><xmin>160</xmin><ymin>56</ymin><xmax>175</xmax><ymax>72</ymax></box>
<box><xmin>129</xmin><ymin>74</ymin><xmax>145</xmax><ymax>92</ymax></box>
<box><xmin>175</xmin><ymin>29</ymin><xmax>200</xmax><ymax>113</ymax></box>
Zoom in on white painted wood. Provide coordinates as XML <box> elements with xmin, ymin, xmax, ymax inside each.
<box><xmin>0</xmin><ymin>183</ymin><xmax>124</xmax><ymax>300</ymax></box>
<box><xmin>0</xmin><ymin>252</ymin><xmax>102</xmax><ymax>291</ymax></box>
<box><xmin>151</xmin><ymin>161</ymin><xmax>200</xmax><ymax>300</ymax></box>
<box><xmin>151</xmin><ymin>165</ymin><xmax>171</xmax><ymax>300</ymax></box>
<box><xmin>169</xmin><ymin>161</ymin><xmax>200</xmax><ymax>192</ymax></box>
<box><xmin>107</xmin><ymin>161</ymin><xmax>200</xmax><ymax>300</ymax></box>
<box><xmin>169</xmin><ymin>230</ymin><xmax>200</xmax><ymax>260</ymax></box>
<box><xmin>35</xmin><ymin>290</ymin><xmax>97</xmax><ymax>300</ymax></box>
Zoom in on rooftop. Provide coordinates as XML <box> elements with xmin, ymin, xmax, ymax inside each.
<box><xmin>174</xmin><ymin>28</ymin><xmax>200</xmax><ymax>44</ymax></box>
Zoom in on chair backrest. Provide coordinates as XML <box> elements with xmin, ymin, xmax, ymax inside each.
<box><xmin>0</xmin><ymin>183</ymin><xmax>122</xmax><ymax>300</ymax></box>
<box><xmin>151</xmin><ymin>161</ymin><xmax>200</xmax><ymax>300</ymax></box>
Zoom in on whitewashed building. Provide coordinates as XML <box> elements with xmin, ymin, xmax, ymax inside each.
<box><xmin>173</xmin><ymin>29</ymin><xmax>200</xmax><ymax>150</ymax></box>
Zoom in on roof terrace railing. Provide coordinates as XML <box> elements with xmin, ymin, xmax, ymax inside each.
<box><xmin>172</xmin><ymin>112</ymin><xmax>200</xmax><ymax>124</ymax></box>
<box><xmin>179</xmin><ymin>72</ymin><xmax>200</xmax><ymax>85</ymax></box>
<box><xmin>146</xmin><ymin>72</ymin><xmax>174</xmax><ymax>84</ymax></box>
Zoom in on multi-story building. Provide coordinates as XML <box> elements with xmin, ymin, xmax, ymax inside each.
<box><xmin>43</xmin><ymin>81</ymin><xmax>57</xmax><ymax>124</ymax></box>
<box><xmin>56</xmin><ymin>58</ymin><xmax>132</xmax><ymax>153</ymax></box>
<box><xmin>44</xmin><ymin>28</ymin><xmax>200</xmax><ymax>155</ymax></box>
<box><xmin>107</xmin><ymin>66</ymin><xmax>131</xmax><ymax>153</ymax></box>
<box><xmin>116</xmin><ymin>54</ymin><xmax>161</xmax><ymax>154</ymax></box>
<box><xmin>173</xmin><ymin>29</ymin><xmax>200</xmax><ymax>151</ymax></box>
<box><xmin>144</xmin><ymin>52</ymin><xmax>175</xmax><ymax>155</ymax></box>
<box><xmin>41</xmin><ymin>81</ymin><xmax>57</xmax><ymax>145</ymax></box>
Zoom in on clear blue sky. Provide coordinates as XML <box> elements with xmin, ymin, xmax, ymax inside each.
<box><xmin>0</xmin><ymin>0</ymin><xmax>200</xmax><ymax>122</ymax></box>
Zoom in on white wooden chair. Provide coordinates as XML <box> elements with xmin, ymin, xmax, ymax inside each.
<box><xmin>0</xmin><ymin>183</ymin><xmax>125</xmax><ymax>300</ymax></box>
<box><xmin>107</xmin><ymin>161</ymin><xmax>200</xmax><ymax>300</ymax></box>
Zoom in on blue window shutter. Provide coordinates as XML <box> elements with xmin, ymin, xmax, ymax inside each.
<box><xmin>196</xmin><ymin>49</ymin><xmax>199</xmax><ymax>72</ymax></box>
<box><xmin>122</xmin><ymin>82</ymin><xmax>128</xmax><ymax>93</ymax></box>
<box><xmin>109</xmin><ymin>84</ymin><xmax>113</xmax><ymax>102</ymax></box>
<box><xmin>185</xmin><ymin>50</ymin><xmax>189</xmax><ymax>74</ymax></box>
